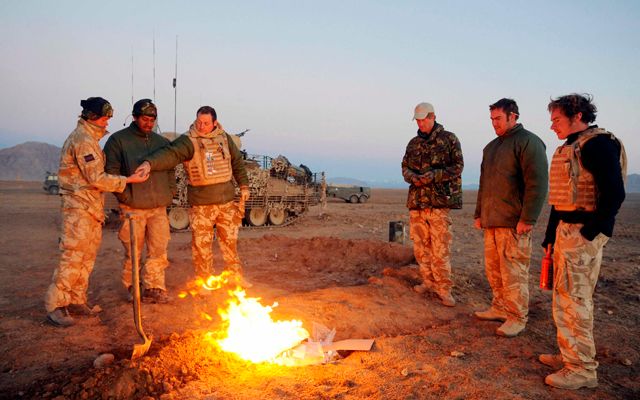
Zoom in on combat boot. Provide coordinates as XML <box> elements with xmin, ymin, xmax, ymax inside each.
<box><xmin>474</xmin><ymin>308</ymin><xmax>507</xmax><ymax>322</ymax></box>
<box><xmin>67</xmin><ymin>303</ymin><xmax>100</xmax><ymax>317</ymax></box>
<box><xmin>46</xmin><ymin>307</ymin><xmax>75</xmax><ymax>327</ymax></box>
<box><xmin>496</xmin><ymin>319</ymin><xmax>526</xmax><ymax>337</ymax></box>
<box><xmin>438</xmin><ymin>291</ymin><xmax>456</xmax><ymax>307</ymax></box>
<box><xmin>538</xmin><ymin>353</ymin><xmax>564</xmax><ymax>370</ymax></box>
<box><xmin>545</xmin><ymin>368</ymin><xmax>597</xmax><ymax>390</ymax></box>
<box><xmin>142</xmin><ymin>288</ymin><xmax>170</xmax><ymax>304</ymax></box>
<box><xmin>413</xmin><ymin>280</ymin><xmax>434</xmax><ymax>295</ymax></box>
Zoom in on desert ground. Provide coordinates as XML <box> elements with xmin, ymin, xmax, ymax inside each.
<box><xmin>0</xmin><ymin>181</ymin><xmax>638</xmax><ymax>399</ymax></box>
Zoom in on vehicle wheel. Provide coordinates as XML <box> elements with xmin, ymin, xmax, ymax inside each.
<box><xmin>268</xmin><ymin>209</ymin><xmax>286</xmax><ymax>226</ymax></box>
<box><xmin>358</xmin><ymin>195</ymin><xmax>368</xmax><ymax>203</ymax></box>
<box><xmin>247</xmin><ymin>208</ymin><xmax>267</xmax><ymax>226</ymax></box>
<box><xmin>48</xmin><ymin>186</ymin><xmax>59</xmax><ymax>195</ymax></box>
<box><xmin>168</xmin><ymin>207</ymin><xmax>190</xmax><ymax>230</ymax></box>
<box><xmin>349</xmin><ymin>194</ymin><xmax>359</xmax><ymax>204</ymax></box>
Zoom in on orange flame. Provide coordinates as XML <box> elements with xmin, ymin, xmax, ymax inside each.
<box><xmin>215</xmin><ymin>288</ymin><xmax>309</xmax><ymax>363</ymax></box>
<box><xmin>182</xmin><ymin>272</ymin><xmax>310</xmax><ymax>363</ymax></box>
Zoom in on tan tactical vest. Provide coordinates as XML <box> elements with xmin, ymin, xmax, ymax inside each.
<box><xmin>185</xmin><ymin>130</ymin><xmax>233</xmax><ymax>186</ymax></box>
<box><xmin>549</xmin><ymin>128</ymin><xmax>627</xmax><ymax>211</ymax></box>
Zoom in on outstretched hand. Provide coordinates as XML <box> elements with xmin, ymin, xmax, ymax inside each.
<box><xmin>126</xmin><ymin>170</ymin><xmax>148</xmax><ymax>184</ymax></box>
<box><xmin>135</xmin><ymin>161</ymin><xmax>151</xmax><ymax>178</ymax></box>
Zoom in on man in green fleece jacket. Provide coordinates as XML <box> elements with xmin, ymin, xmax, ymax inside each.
<box><xmin>136</xmin><ymin>106</ymin><xmax>251</xmax><ymax>287</ymax></box>
<box><xmin>104</xmin><ymin>99</ymin><xmax>176</xmax><ymax>304</ymax></box>
<box><xmin>474</xmin><ymin>98</ymin><xmax>548</xmax><ymax>338</ymax></box>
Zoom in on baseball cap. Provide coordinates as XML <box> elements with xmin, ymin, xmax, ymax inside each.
<box><xmin>413</xmin><ymin>102</ymin><xmax>435</xmax><ymax>120</ymax></box>
<box><xmin>132</xmin><ymin>99</ymin><xmax>158</xmax><ymax>118</ymax></box>
<box><xmin>80</xmin><ymin>97</ymin><xmax>113</xmax><ymax>118</ymax></box>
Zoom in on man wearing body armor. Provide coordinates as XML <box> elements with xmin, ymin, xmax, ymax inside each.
<box><xmin>104</xmin><ymin>99</ymin><xmax>176</xmax><ymax>304</ymax></box>
<box><xmin>45</xmin><ymin>97</ymin><xmax>148</xmax><ymax>327</ymax></box>
<box><xmin>539</xmin><ymin>94</ymin><xmax>626</xmax><ymax>390</ymax></box>
<box><xmin>137</xmin><ymin>106</ymin><xmax>251</xmax><ymax>287</ymax></box>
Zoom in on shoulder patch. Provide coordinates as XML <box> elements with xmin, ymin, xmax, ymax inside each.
<box><xmin>83</xmin><ymin>154</ymin><xmax>96</xmax><ymax>163</ymax></box>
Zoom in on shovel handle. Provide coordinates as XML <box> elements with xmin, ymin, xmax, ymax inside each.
<box><xmin>128</xmin><ymin>214</ymin><xmax>149</xmax><ymax>342</ymax></box>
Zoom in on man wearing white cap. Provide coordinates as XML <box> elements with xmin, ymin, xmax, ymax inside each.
<box><xmin>402</xmin><ymin>102</ymin><xmax>464</xmax><ymax>306</ymax></box>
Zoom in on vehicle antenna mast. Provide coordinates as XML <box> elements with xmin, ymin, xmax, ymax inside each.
<box><xmin>173</xmin><ymin>35</ymin><xmax>178</xmax><ymax>134</ymax></box>
<box><xmin>153</xmin><ymin>30</ymin><xmax>156</xmax><ymax>103</ymax></box>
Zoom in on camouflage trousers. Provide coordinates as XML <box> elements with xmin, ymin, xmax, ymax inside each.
<box><xmin>409</xmin><ymin>208</ymin><xmax>453</xmax><ymax>293</ymax></box>
<box><xmin>118</xmin><ymin>205</ymin><xmax>170</xmax><ymax>291</ymax></box>
<box><xmin>483</xmin><ymin>228</ymin><xmax>532</xmax><ymax>323</ymax></box>
<box><xmin>552</xmin><ymin>221</ymin><xmax>609</xmax><ymax>372</ymax></box>
<box><xmin>44</xmin><ymin>208</ymin><xmax>102</xmax><ymax>312</ymax></box>
<box><xmin>189</xmin><ymin>202</ymin><xmax>243</xmax><ymax>279</ymax></box>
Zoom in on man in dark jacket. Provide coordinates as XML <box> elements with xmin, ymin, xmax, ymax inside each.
<box><xmin>104</xmin><ymin>99</ymin><xmax>175</xmax><ymax>304</ymax></box>
<box><xmin>538</xmin><ymin>94</ymin><xmax>626</xmax><ymax>390</ymax></box>
<box><xmin>402</xmin><ymin>102</ymin><xmax>464</xmax><ymax>307</ymax></box>
<box><xmin>474</xmin><ymin>98</ymin><xmax>548</xmax><ymax>337</ymax></box>
<box><xmin>136</xmin><ymin>106</ymin><xmax>251</xmax><ymax>288</ymax></box>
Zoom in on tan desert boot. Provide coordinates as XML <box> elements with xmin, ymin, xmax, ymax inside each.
<box><xmin>439</xmin><ymin>292</ymin><xmax>456</xmax><ymax>307</ymax></box>
<box><xmin>46</xmin><ymin>307</ymin><xmax>75</xmax><ymax>327</ymax></box>
<box><xmin>413</xmin><ymin>280</ymin><xmax>434</xmax><ymax>294</ymax></box>
<box><xmin>545</xmin><ymin>368</ymin><xmax>597</xmax><ymax>390</ymax></box>
<box><xmin>539</xmin><ymin>353</ymin><xmax>564</xmax><ymax>370</ymax></box>
<box><xmin>495</xmin><ymin>319</ymin><xmax>526</xmax><ymax>337</ymax></box>
<box><xmin>474</xmin><ymin>308</ymin><xmax>507</xmax><ymax>321</ymax></box>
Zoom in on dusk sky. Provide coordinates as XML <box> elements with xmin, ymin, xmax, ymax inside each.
<box><xmin>1</xmin><ymin>1</ymin><xmax>638</xmax><ymax>186</ymax></box>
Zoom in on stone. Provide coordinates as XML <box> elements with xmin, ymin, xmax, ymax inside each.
<box><xmin>93</xmin><ymin>353</ymin><xmax>115</xmax><ymax>369</ymax></box>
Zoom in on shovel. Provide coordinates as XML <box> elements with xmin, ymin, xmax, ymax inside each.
<box><xmin>128</xmin><ymin>213</ymin><xmax>152</xmax><ymax>359</ymax></box>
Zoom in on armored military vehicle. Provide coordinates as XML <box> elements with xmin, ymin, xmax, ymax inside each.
<box><xmin>166</xmin><ymin>144</ymin><xmax>323</xmax><ymax>230</ymax></box>
<box><xmin>43</xmin><ymin>171</ymin><xmax>59</xmax><ymax>195</ymax></box>
<box><xmin>326</xmin><ymin>184</ymin><xmax>371</xmax><ymax>203</ymax></box>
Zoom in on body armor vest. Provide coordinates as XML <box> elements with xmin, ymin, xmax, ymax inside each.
<box><xmin>549</xmin><ymin>128</ymin><xmax>626</xmax><ymax>211</ymax></box>
<box><xmin>185</xmin><ymin>130</ymin><xmax>233</xmax><ymax>186</ymax></box>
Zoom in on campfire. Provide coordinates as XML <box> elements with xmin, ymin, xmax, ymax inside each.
<box><xmin>180</xmin><ymin>272</ymin><xmax>311</xmax><ymax>364</ymax></box>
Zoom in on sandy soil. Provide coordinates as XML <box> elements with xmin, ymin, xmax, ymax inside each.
<box><xmin>0</xmin><ymin>181</ymin><xmax>638</xmax><ymax>399</ymax></box>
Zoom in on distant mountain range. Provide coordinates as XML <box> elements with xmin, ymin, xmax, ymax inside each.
<box><xmin>1</xmin><ymin>142</ymin><xmax>640</xmax><ymax>193</ymax></box>
<box><xmin>0</xmin><ymin>142</ymin><xmax>61</xmax><ymax>181</ymax></box>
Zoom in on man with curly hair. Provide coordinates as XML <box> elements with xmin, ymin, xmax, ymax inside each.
<box><xmin>539</xmin><ymin>93</ymin><xmax>626</xmax><ymax>390</ymax></box>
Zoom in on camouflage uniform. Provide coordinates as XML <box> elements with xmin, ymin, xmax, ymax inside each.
<box><xmin>475</xmin><ymin>123</ymin><xmax>548</xmax><ymax>326</ymax></box>
<box><xmin>190</xmin><ymin>202</ymin><xmax>243</xmax><ymax>278</ymax></box>
<box><xmin>543</xmin><ymin>127</ymin><xmax>626</xmax><ymax>380</ymax></box>
<box><xmin>145</xmin><ymin>124</ymin><xmax>249</xmax><ymax>279</ymax></box>
<box><xmin>104</xmin><ymin>122</ymin><xmax>175</xmax><ymax>293</ymax></box>
<box><xmin>409</xmin><ymin>208</ymin><xmax>453</xmax><ymax>294</ymax></box>
<box><xmin>552</xmin><ymin>221</ymin><xmax>608</xmax><ymax>373</ymax></box>
<box><xmin>402</xmin><ymin>122</ymin><xmax>463</xmax><ymax>295</ymax></box>
<box><xmin>117</xmin><ymin>204</ymin><xmax>170</xmax><ymax>290</ymax></box>
<box><xmin>44</xmin><ymin>119</ymin><xmax>126</xmax><ymax>312</ymax></box>
<box><xmin>483</xmin><ymin>228</ymin><xmax>532</xmax><ymax>323</ymax></box>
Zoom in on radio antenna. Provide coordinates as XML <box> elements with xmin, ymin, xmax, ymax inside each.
<box><xmin>173</xmin><ymin>35</ymin><xmax>178</xmax><ymax>134</ymax></box>
<box><xmin>130</xmin><ymin>45</ymin><xmax>134</xmax><ymax>107</ymax></box>
<box><xmin>153</xmin><ymin>31</ymin><xmax>157</xmax><ymax>102</ymax></box>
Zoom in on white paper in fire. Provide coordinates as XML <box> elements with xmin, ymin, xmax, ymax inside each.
<box><xmin>274</xmin><ymin>322</ymin><xmax>374</xmax><ymax>366</ymax></box>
